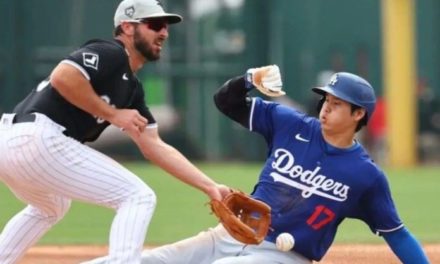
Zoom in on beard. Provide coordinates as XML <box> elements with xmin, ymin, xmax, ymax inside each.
<box><xmin>133</xmin><ymin>27</ymin><xmax>160</xmax><ymax>61</ymax></box>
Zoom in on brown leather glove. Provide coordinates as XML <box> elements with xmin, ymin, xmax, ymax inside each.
<box><xmin>210</xmin><ymin>191</ymin><xmax>271</xmax><ymax>245</ymax></box>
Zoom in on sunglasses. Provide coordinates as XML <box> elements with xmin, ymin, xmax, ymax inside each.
<box><xmin>140</xmin><ymin>18</ymin><xmax>169</xmax><ymax>32</ymax></box>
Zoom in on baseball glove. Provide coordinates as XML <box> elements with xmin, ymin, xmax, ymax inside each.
<box><xmin>246</xmin><ymin>65</ymin><xmax>286</xmax><ymax>97</ymax></box>
<box><xmin>210</xmin><ymin>191</ymin><xmax>271</xmax><ymax>245</ymax></box>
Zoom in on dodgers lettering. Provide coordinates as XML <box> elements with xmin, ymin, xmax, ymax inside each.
<box><xmin>270</xmin><ymin>148</ymin><xmax>349</xmax><ymax>201</ymax></box>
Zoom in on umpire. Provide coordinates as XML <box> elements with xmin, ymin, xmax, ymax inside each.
<box><xmin>0</xmin><ymin>0</ymin><xmax>231</xmax><ymax>263</ymax></box>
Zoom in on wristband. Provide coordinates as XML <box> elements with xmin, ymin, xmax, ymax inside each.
<box><xmin>244</xmin><ymin>72</ymin><xmax>254</xmax><ymax>90</ymax></box>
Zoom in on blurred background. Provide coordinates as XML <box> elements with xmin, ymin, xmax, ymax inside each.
<box><xmin>0</xmin><ymin>0</ymin><xmax>439</xmax><ymax>165</ymax></box>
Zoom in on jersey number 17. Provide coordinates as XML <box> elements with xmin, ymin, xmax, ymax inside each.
<box><xmin>306</xmin><ymin>205</ymin><xmax>335</xmax><ymax>230</ymax></box>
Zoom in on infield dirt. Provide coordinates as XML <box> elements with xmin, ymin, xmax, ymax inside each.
<box><xmin>20</xmin><ymin>244</ymin><xmax>440</xmax><ymax>263</ymax></box>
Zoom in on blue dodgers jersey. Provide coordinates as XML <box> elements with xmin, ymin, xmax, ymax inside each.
<box><xmin>248</xmin><ymin>98</ymin><xmax>403</xmax><ymax>261</ymax></box>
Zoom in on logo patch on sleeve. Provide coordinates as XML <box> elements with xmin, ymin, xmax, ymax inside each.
<box><xmin>83</xmin><ymin>53</ymin><xmax>99</xmax><ymax>70</ymax></box>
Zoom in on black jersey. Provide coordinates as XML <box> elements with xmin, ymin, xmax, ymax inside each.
<box><xmin>13</xmin><ymin>39</ymin><xmax>156</xmax><ymax>143</ymax></box>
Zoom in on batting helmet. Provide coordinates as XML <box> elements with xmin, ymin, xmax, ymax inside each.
<box><xmin>312</xmin><ymin>72</ymin><xmax>376</xmax><ymax>121</ymax></box>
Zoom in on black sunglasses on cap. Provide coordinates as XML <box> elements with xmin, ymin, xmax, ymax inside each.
<box><xmin>140</xmin><ymin>18</ymin><xmax>169</xmax><ymax>32</ymax></box>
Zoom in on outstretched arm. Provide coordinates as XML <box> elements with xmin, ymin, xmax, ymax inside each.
<box><xmin>128</xmin><ymin>127</ymin><xmax>231</xmax><ymax>201</ymax></box>
<box><xmin>383</xmin><ymin>227</ymin><xmax>430</xmax><ymax>263</ymax></box>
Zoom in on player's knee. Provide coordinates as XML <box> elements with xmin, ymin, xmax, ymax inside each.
<box><xmin>127</xmin><ymin>186</ymin><xmax>157</xmax><ymax>210</ymax></box>
<box><xmin>54</xmin><ymin>199</ymin><xmax>72</xmax><ymax>221</ymax></box>
<box><xmin>27</xmin><ymin>199</ymin><xmax>72</xmax><ymax>224</ymax></box>
<box><xmin>48</xmin><ymin>199</ymin><xmax>72</xmax><ymax>223</ymax></box>
<box><xmin>140</xmin><ymin>188</ymin><xmax>157</xmax><ymax>210</ymax></box>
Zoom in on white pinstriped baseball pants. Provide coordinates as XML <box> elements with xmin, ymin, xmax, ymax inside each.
<box><xmin>0</xmin><ymin>113</ymin><xmax>156</xmax><ymax>264</ymax></box>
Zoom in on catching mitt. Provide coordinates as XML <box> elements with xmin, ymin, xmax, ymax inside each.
<box><xmin>210</xmin><ymin>191</ymin><xmax>271</xmax><ymax>245</ymax></box>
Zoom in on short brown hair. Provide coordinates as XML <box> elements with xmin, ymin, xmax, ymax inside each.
<box><xmin>113</xmin><ymin>25</ymin><xmax>123</xmax><ymax>37</ymax></box>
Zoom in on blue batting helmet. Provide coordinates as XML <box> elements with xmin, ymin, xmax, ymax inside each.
<box><xmin>312</xmin><ymin>72</ymin><xmax>376</xmax><ymax>121</ymax></box>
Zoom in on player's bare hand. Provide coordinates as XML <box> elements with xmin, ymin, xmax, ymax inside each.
<box><xmin>206</xmin><ymin>184</ymin><xmax>232</xmax><ymax>201</ymax></box>
<box><xmin>110</xmin><ymin>109</ymin><xmax>148</xmax><ymax>136</ymax></box>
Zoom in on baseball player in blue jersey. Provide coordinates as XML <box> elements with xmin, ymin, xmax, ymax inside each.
<box><xmin>84</xmin><ymin>66</ymin><xmax>431</xmax><ymax>264</ymax></box>
<box><xmin>0</xmin><ymin>0</ymin><xmax>231</xmax><ymax>263</ymax></box>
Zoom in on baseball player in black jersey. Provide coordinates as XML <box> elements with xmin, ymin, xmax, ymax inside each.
<box><xmin>0</xmin><ymin>0</ymin><xmax>231</xmax><ymax>263</ymax></box>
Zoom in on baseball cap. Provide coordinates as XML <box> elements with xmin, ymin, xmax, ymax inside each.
<box><xmin>114</xmin><ymin>0</ymin><xmax>183</xmax><ymax>28</ymax></box>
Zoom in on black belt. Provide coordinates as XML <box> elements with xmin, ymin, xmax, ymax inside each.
<box><xmin>12</xmin><ymin>113</ymin><xmax>36</xmax><ymax>124</ymax></box>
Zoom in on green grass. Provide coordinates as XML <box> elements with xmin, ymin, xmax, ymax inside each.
<box><xmin>0</xmin><ymin>163</ymin><xmax>439</xmax><ymax>245</ymax></box>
